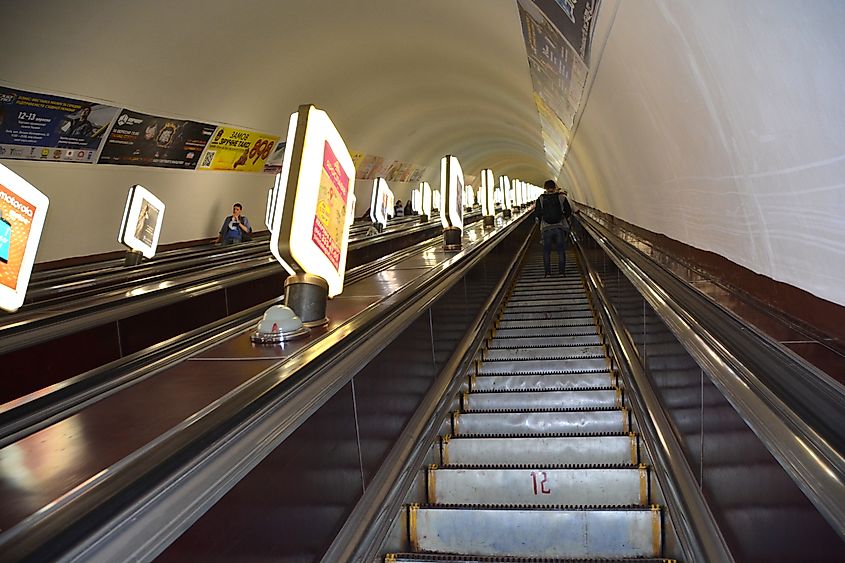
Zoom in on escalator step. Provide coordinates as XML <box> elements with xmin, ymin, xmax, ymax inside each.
<box><xmin>493</xmin><ymin>326</ymin><xmax>599</xmax><ymax>338</ymax></box>
<box><xmin>388</xmin><ymin>555</ymin><xmax>675</xmax><ymax>562</ymax></box>
<box><xmin>452</xmin><ymin>410</ymin><xmax>628</xmax><ymax>436</ymax></box>
<box><xmin>471</xmin><ymin>372</ymin><xmax>614</xmax><ymax>391</ymax></box>
<box><xmin>487</xmin><ymin>335</ymin><xmax>602</xmax><ymax>349</ymax></box>
<box><xmin>483</xmin><ymin>345</ymin><xmax>605</xmax><ymax>360</ymax></box>
<box><xmin>440</xmin><ymin>433</ymin><xmax>639</xmax><ymax>465</ymax></box>
<box><xmin>407</xmin><ymin>504</ymin><xmax>663</xmax><ymax>559</ymax></box>
<box><xmin>463</xmin><ymin>389</ymin><xmax>621</xmax><ymax>411</ymax></box>
<box><xmin>426</xmin><ymin>465</ymin><xmax>650</xmax><ymax>505</ymax></box>
<box><xmin>477</xmin><ymin>358</ymin><xmax>609</xmax><ymax>375</ymax></box>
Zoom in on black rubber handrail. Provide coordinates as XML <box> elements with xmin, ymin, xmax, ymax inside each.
<box><xmin>0</xmin><ymin>217</ymin><xmax>464</xmax><ymax>356</ymax></box>
<box><xmin>578</xmin><ymin>213</ymin><xmax>845</xmax><ymax>541</ymax></box>
<box><xmin>0</xmin><ymin>212</ymin><xmax>528</xmax><ymax>562</ymax></box>
<box><xmin>0</xmin><ymin>235</ymin><xmax>442</xmax><ymax>445</ymax></box>
<box><xmin>571</xmin><ymin>225</ymin><xmax>735</xmax><ymax>563</ymax></box>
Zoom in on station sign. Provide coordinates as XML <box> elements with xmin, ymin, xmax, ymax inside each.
<box><xmin>0</xmin><ymin>164</ymin><xmax>49</xmax><ymax>312</ymax></box>
<box><xmin>440</xmin><ymin>155</ymin><xmax>464</xmax><ymax>230</ymax></box>
<box><xmin>118</xmin><ymin>184</ymin><xmax>165</xmax><ymax>260</ymax></box>
<box><xmin>269</xmin><ymin>105</ymin><xmax>356</xmax><ymax>297</ymax></box>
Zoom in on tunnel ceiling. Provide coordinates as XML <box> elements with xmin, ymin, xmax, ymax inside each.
<box><xmin>1</xmin><ymin>0</ymin><xmax>563</xmax><ymax>184</ymax></box>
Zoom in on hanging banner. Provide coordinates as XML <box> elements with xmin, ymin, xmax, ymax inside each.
<box><xmin>517</xmin><ymin>0</ymin><xmax>600</xmax><ymax>172</ymax></box>
<box><xmin>0</xmin><ymin>87</ymin><xmax>119</xmax><ymax>163</ymax></box>
<box><xmin>98</xmin><ymin>110</ymin><xmax>214</xmax><ymax>169</ymax></box>
<box><xmin>198</xmin><ymin>126</ymin><xmax>279</xmax><ymax>173</ymax></box>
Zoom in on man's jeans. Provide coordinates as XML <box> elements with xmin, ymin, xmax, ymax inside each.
<box><xmin>542</xmin><ymin>227</ymin><xmax>568</xmax><ymax>275</ymax></box>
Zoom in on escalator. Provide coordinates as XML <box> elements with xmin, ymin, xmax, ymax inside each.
<box><xmin>387</xmin><ymin>247</ymin><xmax>674</xmax><ymax>560</ymax></box>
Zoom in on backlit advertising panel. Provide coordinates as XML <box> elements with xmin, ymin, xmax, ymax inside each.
<box><xmin>440</xmin><ymin>155</ymin><xmax>464</xmax><ymax>230</ymax></box>
<box><xmin>270</xmin><ymin>105</ymin><xmax>356</xmax><ymax>297</ymax></box>
<box><xmin>370</xmin><ymin>178</ymin><xmax>393</xmax><ymax>230</ymax></box>
<box><xmin>117</xmin><ymin>185</ymin><xmax>165</xmax><ymax>259</ymax></box>
<box><xmin>420</xmin><ymin>182</ymin><xmax>432</xmax><ymax>217</ymax></box>
<box><xmin>481</xmin><ymin>169</ymin><xmax>495</xmax><ymax>217</ymax></box>
<box><xmin>0</xmin><ymin>163</ymin><xmax>49</xmax><ymax>312</ymax></box>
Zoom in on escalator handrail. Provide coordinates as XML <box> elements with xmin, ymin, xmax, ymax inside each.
<box><xmin>578</xmin><ymin>213</ymin><xmax>845</xmax><ymax>541</ymax></box>
<box><xmin>320</xmin><ymin>219</ymin><xmax>533</xmax><ymax>563</ymax></box>
<box><xmin>0</xmin><ymin>235</ymin><xmax>443</xmax><ymax>445</ymax></box>
<box><xmin>571</xmin><ymin>228</ymin><xmax>735</xmax><ymax>563</ymax></box>
<box><xmin>0</xmin><ymin>220</ymin><xmax>454</xmax><ymax>356</ymax></box>
<box><xmin>0</xmin><ymin>212</ymin><xmax>531</xmax><ymax>562</ymax></box>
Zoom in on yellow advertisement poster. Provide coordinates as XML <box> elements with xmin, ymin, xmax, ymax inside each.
<box><xmin>199</xmin><ymin>127</ymin><xmax>279</xmax><ymax>172</ymax></box>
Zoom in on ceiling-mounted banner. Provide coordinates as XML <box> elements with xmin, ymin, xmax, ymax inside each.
<box><xmin>198</xmin><ymin>126</ymin><xmax>280</xmax><ymax>173</ymax></box>
<box><xmin>0</xmin><ymin>87</ymin><xmax>120</xmax><ymax>163</ymax></box>
<box><xmin>517</xmin><ymin>0</ymin><xmax>600</xmax><ymax>173</ymax></box>
<box><xmin>98</xmin><ymin>110</ymin><xmax>215</xmax><ymax>169</ymax></box>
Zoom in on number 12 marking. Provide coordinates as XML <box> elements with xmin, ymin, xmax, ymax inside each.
<box><xmin>531</xmin><ymin>471</ymin><xmax>551</xmax><ymax>495</ymax></box>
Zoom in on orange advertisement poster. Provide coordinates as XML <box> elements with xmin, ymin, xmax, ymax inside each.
<box><xmin>0</xmin><ymin>182</ymin><xmax>37</xmax><ymax>291</ymax></box>
<box><xmin>312</xmin><ymin>141</ymin><xmax>350</xmax><ymax>271</ymax></box>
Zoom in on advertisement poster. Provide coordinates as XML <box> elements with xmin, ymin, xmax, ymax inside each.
<box><xmin>133</xmin><ymin>198</ymin><xmax>160</xmax><ymax>247</ymax></box>
<box><xmin>0</xmin><ymin>182</ymin><xmax>37</xmax><ymax>290</ymax></box>
<box><xmin>357</xmin><ymin>154</ymin><xmax>385</xmax><ymax>180</ymax></box>
<box><xmin>312</xmin><ymin>141</ymin><xmax>350</xmax><ymax>271</ymax></box>
<box><xmin>0</xmin><ymin>87</ymin><xmax>120</xmax><ymax>163</ymax></box>
<box><xmin>198</xmin><ymin>126</ymin><xmax>279</xmax><ymax>173</ymax></box>
<box><xmin>263</xmin><ymin>141</ymin><xmax>286</xmax><ymax>174</ymax></box>
<box><xmin>98</xmin><ymin>110</ymin><xmax>214</xmax><ymax>169</ymax></box>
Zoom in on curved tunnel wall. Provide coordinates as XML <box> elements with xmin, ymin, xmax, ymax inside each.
<box><xmin>564</xmin><ymin>0</ymin><xmax>845</xmax><ymax>307</ymax></box>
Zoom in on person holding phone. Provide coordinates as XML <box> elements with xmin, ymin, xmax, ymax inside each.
<box><xmin>216</xmin><ymin>202</ymin><xmax>252</xmax><ymax>244</ymax></box>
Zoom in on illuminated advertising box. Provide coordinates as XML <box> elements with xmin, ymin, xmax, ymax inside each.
<box><xmin>433</xmin><ymin>189</ymin><xmax>441</xmax><ymax>211</ymax></box>
<box><xmin>514</xmin><ymin>179</ymin><xmax>523</xmax><ymax>206</ymax></box>
<box><xmin>117</xmin><ymin>185</ymin><xmax>165</xmax><ymax>259</ymax></box>
<box><xmin>269</xmin><ymin>105</ymin><xmax>356</xmax><ymax>297</ymax></box>
<box><xmin>0</xmin><ymin>164</ymin><xmax>49</xmax><ymax>313</ymax></box>
<box><xmin>369</xmin><ymin>177</ymin><xmax>394</xmax><ymax>230</ymax></box>
<box><xmin>481</xmin><ymin>169</ymin><xmax>495</xmax><ymax>216</ymax></box>
<box><xmin>439</xmin><ymin>155</ymin><xmax>464</xmax><ymax>230</ymax></box>
<box><xmin>266</xmin><ymin>172</ymin><xmax>284</xmax><ymax>232</ymax></box>
<box><xmin>411</xmin><ymin>188</ymin><xmax>421</xmax><ymax>214</ymax></box>
<box><xmin>420</xmin><ymin>182</ymin><xmax>432</xmax><ymax>217</ymax></box>
<box><xmin>499</xmin><ymin>175</ymin><xmax>512</xmax><ymax>209</ymax></box>
<box><xmin>464</xmin><ymin>185</ymin><xmax>475</xmax><ymax>207</ymax></box>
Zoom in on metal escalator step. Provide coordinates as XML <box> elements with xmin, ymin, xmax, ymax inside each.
<box><xmin>511</xmin><ymin>287</ymin><xmax>584</xmax><ymax>297</ymax></box>
<box><xmin>441</xmin><ymin>433</ymin><xmax>639</xmax><ymax>465</ymax></box>
<box><xmin>506</xmin><ymin>298</ymin><xmax>589</xmax><ymax>307</ymax></box>
<box><xmin>493</xmin><ymin>327</ymin><xmax>599</xmax><ymax>338</ymax></box>
<box><xmin>488</xmin><ymin>335</ymin><xmax>602</xmax><ymax>349</ymax></box>
<box><xmin>500</xmin><ymin>310</ymin><xmax>593</xmax><ymax>321</ymax></box>
<box><xmin>452</xmin><ymin>409</ymin><xmax>629</xmax><ymax>435</ymax></box>
<box><xmin>497</xmin><ymin>318</ymin><xmax>595</xmax><ymax>329</ymax></box>
<box><xmin>407</xmin><ymin>504</ymin><xmax>662</xmax><ymax>559</ymax></box>
<box><xmin>501</xmin><ymin>304</ymin><xmax>592</xmax><ymax>315</ymax></box>
<box><xmin>478</xmin><ymin>358</ymin><xmax>609</xmax><ymax>375</ymax></box>
<box><xmin>426</xmin><ymin>465</ymin><xmax>649</xmax><ymax>505</ymax></box>
<box><xmin>483</xmin><ymin>345</ymin><xmax>605</xmax><ymax>360</ymax></box>
<box><xmin>471</xmin><ymin>372</ymin><xmax>614</xmax><ymax>391</ymax></box>
<box><xmin>388</xmin><ymin>554</ymin><xmax>675</xmax><ymax>563</ymax></box>
<box><xmin>464</xmin><ymin>389</ymin><xmax>621</xmax><ymax>411</ymax></box>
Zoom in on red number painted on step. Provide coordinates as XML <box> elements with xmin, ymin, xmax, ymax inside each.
<box><xmin>530</xmin><ymin>471</ymin><xmax>551</xmax><ymax>494</ymax></box>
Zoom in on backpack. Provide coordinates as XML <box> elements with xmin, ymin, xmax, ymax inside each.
<box><xmin>538</xmin><ymin>193</ymin><xmax>564</xmax><ymax>224</ymax></box>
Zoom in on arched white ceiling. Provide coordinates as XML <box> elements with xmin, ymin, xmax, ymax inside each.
<box><xmin>0</xmin><ymin>0</ymin><xmax>549</xmax><ymax>182</ymax></box>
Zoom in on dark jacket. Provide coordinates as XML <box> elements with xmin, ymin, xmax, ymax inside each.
<box><xmin>534</xmin><ymin>192</ymin><xmax>572</xmax><ymax>231</ymax></box>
